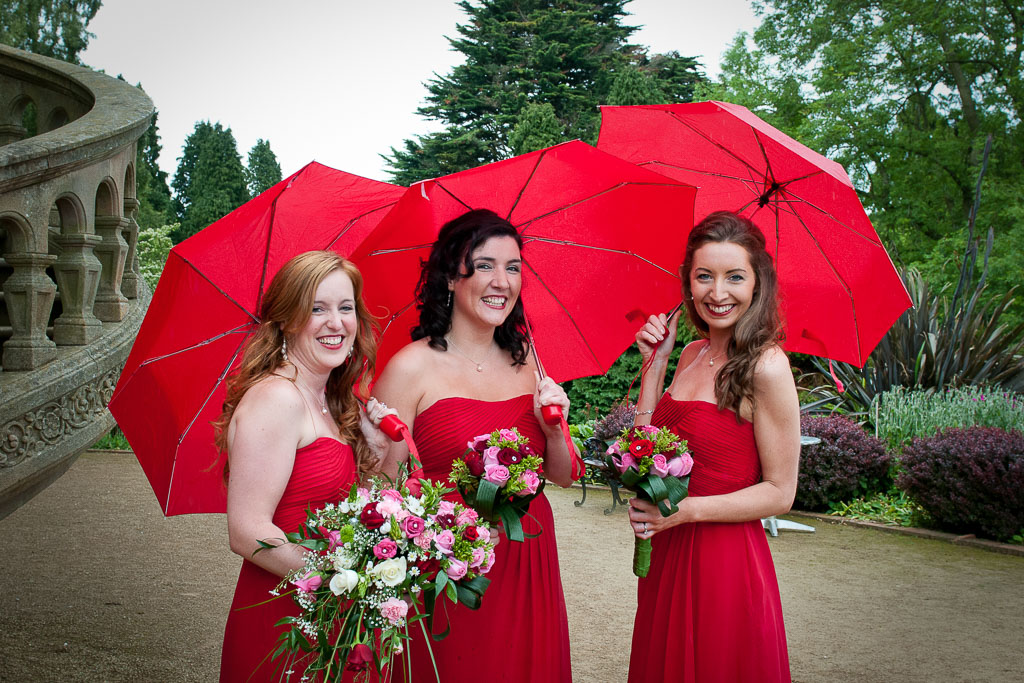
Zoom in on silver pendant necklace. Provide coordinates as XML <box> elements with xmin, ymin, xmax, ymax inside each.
<box><xmin>446</xmin><ymin>335</ymin><xmax>492</xmax><ymax>372</ymax></box>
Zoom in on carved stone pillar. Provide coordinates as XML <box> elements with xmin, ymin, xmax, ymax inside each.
<box><xmin>2</xmin><ymin>252</ymin><xmax>58</xmax><ymax>370</ymax></box>
<box><xmin>92</xmin><ymin>215</ymin><xmax>128</xmax><ymax>321</ymax></box>
<box><xmin>120</xmin><ymin>199</ymin><xmax>140</xmax><ymax>299</ymax></box>
<box><xmin>51</xmin><ymin>233</ymin><xmax>103</xmax><ymax>345</ymax></box>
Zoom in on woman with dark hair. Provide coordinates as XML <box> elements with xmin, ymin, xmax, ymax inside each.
<box><xmin>626</xmin><ymin>211</ymin><xmax>799</xmax><ymax>682</ymax></box>
<box><xmin>215</xmin><ymin>251</ymin><xmax>395</xmax><ymax>682</ymax></box>
<box><xmin>373</xmin><ymin>208</ymin><xmax>576</xmax><ymax>681</ymax></box>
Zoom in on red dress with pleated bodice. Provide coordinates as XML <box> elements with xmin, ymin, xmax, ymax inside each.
<box><xmin>220</xmin><ymin>438</ymin><xmax>358</xmax><ymax>683</ymax></box>
<box><xmin>628</xmin><ymin>394</ymin><xmax>790</xmax><ymax>682</ymax></box>
<box><xmin>399</xmin><ymin>394</ymin><xmax>572</xmax><ymax>682</ymax></box>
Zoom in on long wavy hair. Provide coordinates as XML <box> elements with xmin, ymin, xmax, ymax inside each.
<box><xmin>411</xmin><ymin>208</ymin><xmax>528</xmax><ymax>366</ymax></box>
<box><xmin>213</xmin><ymin>251</ymin><xmax>379</xmax><ymax>477</ymax></box>
<box><xmin>681</xmin><ymin>211</ymin><xmax>784</xmax><ymax>419</ymax></box>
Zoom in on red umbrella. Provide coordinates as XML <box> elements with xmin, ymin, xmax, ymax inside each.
<box><xmin>597</xmin><ymin>101</ymin><xmax>911</xmax><ymax>366</ymax></box>
<box><xmin>349</xmin><ymin>140</ymin><xmax>697</xmax><ymax>383</ymax></box>
<box><xmin>109</xmin><ymin>162</ymin><xmax>405</xmax><ymax>515</ymax></box>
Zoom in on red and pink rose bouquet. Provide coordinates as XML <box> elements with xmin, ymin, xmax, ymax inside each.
<box><xmin>448</xmin><ymin>427</ymin><xmax>545</xmax><ymax>542</ymax></box>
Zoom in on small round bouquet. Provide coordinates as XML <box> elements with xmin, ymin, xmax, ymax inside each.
<box><xmin>602</xmin><ymin>424</ymin><xmax>693</xmax><ymax>577</ymax></box>
<box><xmin>259</xmin><ymin>476</ymin><xmax>497</xmax><ymax>682</ymax></box>
<box><xmin>448</xmin><ymin>427</ymin><xmax>545</xmax><ymax>542</ymax></box>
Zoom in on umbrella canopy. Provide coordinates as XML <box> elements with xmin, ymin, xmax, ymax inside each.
<box><xmin>597</xmin><ymin>101</ymin><xmax>911</xmax><ymax>366</ymax></box>
<box><xmin>109</xmin><ymin>162</ymin><xmax>405</xmax><ymax>515</ymax></box>
<box><xmin>350</xmin><ymin>140</ymin><xmax>697</xmax><ymax>383</ymax></box>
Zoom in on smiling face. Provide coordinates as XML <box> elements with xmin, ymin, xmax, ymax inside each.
<box><xmin>688</xmin><ymin>241</ymin><xmax>756</xmax><ymax>333</ymax></box>
<box><xmin>450</xmin><ymin>235</ymin><xmax>523</xmax><ymax>329</ymax></box>
<box><xmin>288</xmin><ymin>268</ymin><xmax>358</xmax><ymax>372</ymax></box>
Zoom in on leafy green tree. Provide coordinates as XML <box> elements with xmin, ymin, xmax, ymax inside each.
<box><xmin>508</xmin><ymin>102</ymin><xmax>564</xmax><ymax>155</ymax></box>
<box><xmin>171</xmin><ymin>121</ymin><xmax>249</xmax><ymax>243</ymax></box>
<box><xmin>384</xmin><ymin>0</ymin><xmax>705</xmax><ymax>183</ymax></box>
<box><xmin>703</xmin><ymin>0</ymin><xmax>1024</xmax><ymax>319</ymax></box>
<box><xmin>0</xmin><ymin>0</ymin><xmax>102</xmax><ymax>63</ymax></box>
<box><xmin>607</xmin><ymin>64</ymin><xmax>665</xmax><ymax>106</ymax></box>
<box><xmin>136</xmin><ymin>222</ymin><xmax>175</xmax><ymax>289</ymax></box>
<box><xmin>245</xmin><ymin>138</ymin><xmax>282</xmax><ymax>197</ymax></box>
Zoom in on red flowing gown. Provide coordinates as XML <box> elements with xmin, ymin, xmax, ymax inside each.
<box><xmin>399</xmin><ymin>395</ymin><xmax>572</xmax><ymax>682</ymax></box>
<box><xmin>628</xmin><ymin>394</ymin><xmax>790</xmax><ymax>682</ymax></box>
<box><xmin>220</xmin><ymin>438</ymin><xmax>358</xmax><ymax>683</ymax></box>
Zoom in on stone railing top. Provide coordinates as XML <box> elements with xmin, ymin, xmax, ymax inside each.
<box><xmin>0</xmin><ymin>44</ymin><xmax>154</xmax><ymax>194</ymax></box>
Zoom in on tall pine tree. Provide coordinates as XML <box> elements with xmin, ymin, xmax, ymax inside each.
<box><xmin>0</xmin><ymin>0</ymin><xmax>102</xmax><ymax>64</ymax></box>
<box><xmin>384</xmin><ymin>0</ymin><xmax>704</xmax><ymax>183</ymax></box>
<box><xmin>133</xmin><ymin>86</ymin><xmax>175</xmax><ymax>230</ymax></box>
<box><xmin>171</xmin><ymin>121</ymin><xmax>249</xmax><ymax>243</ymax></box>
<box><xmin>245</xmin><ymin>139</ymin><xmax>283</xmax><ymax>197</ymax></box>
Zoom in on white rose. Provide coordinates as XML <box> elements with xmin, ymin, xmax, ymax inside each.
<box><xmin>329</xmin><ymin>569</ymin><xmax>360</xmax><ymax>596</ymax></box>
<box><xmin>367</xmin><ymin>556</ymin><xmax>407</xmax><ymax>587</ymax></box>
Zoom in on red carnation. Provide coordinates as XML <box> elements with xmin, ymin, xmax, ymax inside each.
<box><xmin>497</xmin><ymin>447</ymin><xmax>521</xmax><ymax>466</ymax></box>
<box><xmin>463</xmin><ymin>526</ymin><xmax>480</xmax><ymax>542</ymax></box>
<box><xmin>464</xmin><ymin>451</ymin><xmax>485</xmax><ymax>477</ymax></box>
<box><xmin>346</xmin><ymin>643</ymin><xmax>374</xmax><ymax>672</ymax></box>
<box><xmin>629</xmin><ymin>439</ymin><xmax>654</xmax><ymax>459</ymax></box>
<box><xmin>359</xmin><ymin>502</ymin><xmax>385</xmax><ymax>530</ymax></box>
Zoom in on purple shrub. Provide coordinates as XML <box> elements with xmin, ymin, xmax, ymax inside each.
<box><xmin>897</xmin><ymin>427</ymin><xmax>1024</xmax><ymax>541</ymax></box>
<box><xmin>796</xmin><ymin>415</ymin><xmax>892</xmax><ymax>511</ymax></box>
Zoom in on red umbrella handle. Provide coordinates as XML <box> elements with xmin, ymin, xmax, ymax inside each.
<box><xmin>541</xmin><ymin>405</ymin><xmax>562</xmax><ymax>425</ymax></box>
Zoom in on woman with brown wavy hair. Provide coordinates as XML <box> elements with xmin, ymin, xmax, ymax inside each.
<box><xmin>626</xmin><ymin>211</ymin><xmax>800</xmax><ymax>682</ymax></box>
<box><xmin>216</xmin><ymin>250</ymin><xmax>395</xmax><ymax>682</ymax></box>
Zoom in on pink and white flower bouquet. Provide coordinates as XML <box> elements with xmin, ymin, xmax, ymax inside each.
<box><xmin>448</xmin><ymin>427</ymin><xmax>545</xmax><ymax>542</ymax></box>
<box><xmin>599</xmin><ymin>424</ymin><xmax>692</xmax><ymax>577</ymax></box>
<box><xmin>259</xmin><ymin>477</ymin><xmax>496</xmax><ymax>681</ymax></box>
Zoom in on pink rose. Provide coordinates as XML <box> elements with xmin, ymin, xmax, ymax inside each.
<box><xmin>413</xmin><ymin>529</ymin><xmax>435</xmax><ymax>550</ymax></box>
<box><xmin>516</xmin><ymin>470</ymin><xmax>541</xmax><ymax>496</ymax></box>
<box><xmin>469</xmin><ymin>434</ymin><xmax>491</xmax><ymax>453</ymax></box>
<box><xmin>640</xmin><ymin>424</ymin><xmax>659</xmax><ymax>435</ymax></box>
<box><xmin>292</xmin><ymin>571</ymin><xmax>322</xmax><ymax>594</ymax></box>
<box><xmin>380</xmin><ymin>488</ymin><xmax>404</xmax><ymax>502</ymax></box>
<box><xmin>325</xmin><ymin>528</ymin><xmax>342</xmax><ymax>550</ymax></box>
<box><xmin>357</xmin><ymin>487</ymin><xmax>370</xmax><ymax>500</ymax></box>
<box><xmin>470</xmin><ymin>546</ymin><xmax>487</xmax><ymax>568</ymax></box>
<box><xmin>456</xmin><ymin>508</ymin><xmax>479</xmax><ymax>526</ymax></box>
<box><xmin>434</xmin><ymin>529</ymin><xmax>456</xmax><ymax>555</ymax></box>
<box><xmin>651</xmin><ymin>454</ymin><xmax>670</xmax><ymax>477</ymax></box>
<box><xmin>438</xmin><ymin>500</ymin><xmax>456</xmax><ymax>516</ymax></box>
<box><xmin>482</xmin><ymin>446</ymin><xmax>501</xmax><ymax>467</ymax></box>
<box><xmin>376</xmin><ymin>497</ymin><xmax>402</xmax><ymax>518</ymax></box>
<box><xmin>614</xmin><ymin>453</ymin><xmax>637</xmax><ymax>474</ymax></box>
<box><xmin>605</xmin><ymin>442</ymin><xmax>621</xmax><ymax>456</ymax></box>
<box><xmin>484</xmin><ymin>464</ymin><xmax>511</xmax><ymax>486</ymax></box>
<box><xmin>401</xmin><ymin>515</ymin><xmax>425</xmax><ymax>538</ymax></box>
<box><xmin>482</xmin><ymin>550</ymin><xmax>496</xmax><ymax>573</ymax></box>
<box><xmin>445</xmin><ymin>558</ymin><xmax>468</xmax><ymax>580</ymax></box>
<box><xmin>667</xmin><ymin>452</ymin><xmax>694</xmax><ymax>477</ymax></box>
<box><xmin>373</xmin><ymin>538</ymin><xmax>398</xmax><ymax>559</ymax></box>
<box><xmin>472</xmin><ymin>525</ymin><xmax>491</xmax><ymax>544</ymax></box>
<box><xmin>379</xmin><ymin>597</ymin><xmax>409</xmax><ymax>626</ymax></box>
<box><xmin>499</xmin><ymin>428</ymin><xmax>518</xmax><ymax>442</ymax></box>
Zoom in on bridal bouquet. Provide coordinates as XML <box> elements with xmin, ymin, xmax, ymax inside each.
<box><xmin>448</xmin><ymin>427</ymin><xmax>545</xmax><ymax>542</ymax></box>
<box><xmin>260</xmin><ymin>477</ymin><xmax>496</xmax><ymax>681</ymax></box>
<box><xmin>599</xmin><ymin>424</ymin><xmax>692</xmax><ymax>577</ymax></box>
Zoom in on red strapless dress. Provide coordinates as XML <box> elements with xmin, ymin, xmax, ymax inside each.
<box><xmin>399</xmin><ymin>395</ymin><xmax>572</xmax><ymax>682</ymax></box>
<box><xmin>220</xmin><ymin>438</ymin><xmax>358</xmax><ymax>683</ymax></box>
<box><xmin>628</xmin><ymin>395</ymin><xmax>790</xmax><ymax>682</ymax></box>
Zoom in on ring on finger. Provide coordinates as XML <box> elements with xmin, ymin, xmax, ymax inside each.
<box><xmin>642</xmin><ymin>522</ymin><xmax>648</xmax><ymax>534</ymax></box>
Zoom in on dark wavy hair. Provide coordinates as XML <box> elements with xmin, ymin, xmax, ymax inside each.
<box><xmin>411</xmin><ymin>208</ymin><xmax>528</xmax><ymax>366</ymax></box>
<box><xmin>681</xmin><ymin>211</ymin><xmax>784</xmax><ymax>419</ymax></box>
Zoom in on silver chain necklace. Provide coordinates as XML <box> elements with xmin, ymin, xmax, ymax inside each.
<box><xmin>445</xmin><ymin>335</ymin><xmax>493</xmax><ymax>373</ymax></box>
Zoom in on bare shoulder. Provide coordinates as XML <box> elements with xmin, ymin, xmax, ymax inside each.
<box><xmin>234</xmin><ymin>375</ymin><xmax>304</xmax><ymax>423</ymax></box>
<box><xmin>753</xmin><ymin>345</ymin><xmax>796</xmax><ymax>393</ymax></box>
<box><xmin>679</xmin><ymin>339</ymin><xmax>707</xmax><ymax>366</ymax></box>
<box><xmin>377</xmin><ymin>339</ymin><xmax>435</xmax><ymax>383</ymax></box>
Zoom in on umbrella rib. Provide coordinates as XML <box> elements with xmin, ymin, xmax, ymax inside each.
<box><xmin>165</xmin><ymin>333</ymin><xmax>250</xmax><ymax>513</ymax></box>
<box><xmin>325</xmin><ymin>202</ymin><xmax>399</xmax><ymax>251</ymax></box>
<box><xmin>175</xmin><ymin>253</ymin><xmax>261</xmax><ymax>323</ymax></box>
<box><xmin>506</xmin><ymin>149</ymin><xmax>547</xmax><ymax>222</ymax></box>
<box><xmin>640</xmin><ymin>161</ymin><xmax>770</xmax><ymax>186</ymax></box>
<box><xmin>136</xmin><ymin>322</ymin><xmax>257</xmax><ymax>369</ymax></box>
<box><xmin>521</xmin><ymin>258</ymin><xmax>603</xmax><ymax>370</ymax></box>
<box><xmin>780</xmin><ymin>186</ymin><xmax>885</xmax><ymax>246</ymax></box>
<box><xmin>368</xmin><ymin>243</ymin><xmax>434</xmax><ymax>257</ymax></box>
<box><xmin>255</xmin><ymin>165</ymin><xmax>311</xmax><ymax>313</ymax></box>
<box><xmin>434</xmin><ymin>181</ymin><xmax>475</xmax><ymax>212</ymax></box>
<box><xmin>522</xmin><ymin>237</ymin><xmax>678</xmax><ymax>277</ymax></box>
<box><xmin>517</xmin><ymin>181</ymin><xmax>687</xmax><ymax>236</ymax></box>
<box><xmin>664</xmin><ymin>111</ymin><xmax>766</xmax><ymax>181</ymax></box>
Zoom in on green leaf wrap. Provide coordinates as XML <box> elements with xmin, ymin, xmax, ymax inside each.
<box><xmin>474</xmin><ymin>479</ymin><xmax>500</xmax><ymax>520</ymax></box>
<box><xmin>633</xmin><ymin>536</ymin><xmax>652</xmax><ymax>578</ymax></box>
<box><xmin>499</xmin><ymin>503</ymin><xmax>525</xmax><ymax>542</ymax></box>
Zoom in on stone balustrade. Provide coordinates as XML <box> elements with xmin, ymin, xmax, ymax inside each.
<box><xmin>0</xmin><ymin>44</ymin><xmax>154</xmax><ymax>520</ymax></box>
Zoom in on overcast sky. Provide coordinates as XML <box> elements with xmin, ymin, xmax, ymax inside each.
<box><xmin>81</xmin><ymin>0</ymin><xmax>758</xmax><ymax>184</ymax></box>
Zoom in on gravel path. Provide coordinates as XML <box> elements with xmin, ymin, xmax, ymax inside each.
<box><xmin>1</xmin><ymin>450</ymin><xmax>1022</xmax><ymax>682</ymax></box>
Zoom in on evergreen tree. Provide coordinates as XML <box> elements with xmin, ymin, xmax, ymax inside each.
<box><xmin>508</xmin><ymin>102</ymin><xmax>565</xmax><ymax>155</ymax></box>
<box><xmin>384</xmin><ymin>0</ymin><xmax>704</xmax><ymax>183</ymax></box>
<box><xmin>245</xmin><ymin>139</ymin><xmax>282</xmax><ymax>197</ymax></box>
<box><xmin>607</xmin><ymin>65</ymin><xmax>665</xmax><ymax>106</ymax></box>
<box><xmin>171</xmin><ymin>121</ymin><xmax>249</xmax><ymax>243</ymax></box>
<box><xmin>133</xmin><ymin>92</ymin><xmax>175</xmax><ymax>230</ymax></box>
<box><xmin>0</xmin><ymin>0</ymin><xmax>102</xmax><ymax>64</ymax></box>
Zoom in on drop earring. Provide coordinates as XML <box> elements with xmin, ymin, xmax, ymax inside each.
<box><xmin>347</xmin><ymin>345</ymin><xmax>354</xmax><ymax>360</ymax></box>
<box><xmin>281</xmin><ymin>337</ymin><xmax>288</xmax><ymax>362</ymax></box>
<box><xmin>447</xmin><ymin>291</ymin><xmax>453</xmax><ymax>308</ymax></box>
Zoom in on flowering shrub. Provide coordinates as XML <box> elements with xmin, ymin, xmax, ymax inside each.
<box><xmin>897</xmin><ymin>427</ymin><xmax>1024</xmax><ymax>542</ymax></box>
<box><xmin>796</xmin><ymin>416</ymin><xmax>891</xmax><ymax>511</ymax></box>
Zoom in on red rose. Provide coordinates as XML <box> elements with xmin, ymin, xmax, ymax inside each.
<box><xmin>346</xmin><ymin>643</ymin><xmax>374</xmax><ymax>672</ymax></box>
<box><xmin>435</xmin><ymin>513</ymin><xmax>456</xmax><ymax>529</ymax></box>
<box><xmin>463</xmin><ymin>526</ymin><xmax>480</xmax><ymax>542</ymax></box>
<box><xmin>464</xmin><ymin>451</ymin><xmax>485</xmax><ymax>476</ymax></box>
<box><xmin>629</xmin><ymin>439</ymin><xmax>654</xmax><ymax>458</ymax></box>
<box><xmin>359</xmin><ymin>502</ymin><xmax>385</xmax><ymax>530</ymax></box>
<box><xmin>520</xmin><ymin>443</ymin><xmax>536</xmax><ymax>458</ymax></box>
<box><xmin>417</xmin><ymin>558</ymin><xmax>441</xmax><ymax>579</ymax></box>
<box><xmin>497</xmin><ymin>447</ymin><xmax>521</xmax><ymax>466</ymax></box>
